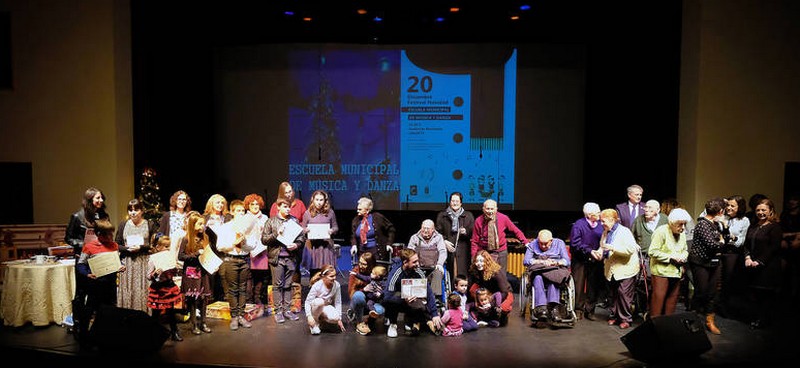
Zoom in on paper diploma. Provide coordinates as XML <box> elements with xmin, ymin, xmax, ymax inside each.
<box><xmin>307</xmin><ymin>223</ymin><xmax>331</xmax><ymax>240</ymax></box>
<box><xmin>401</xmin><ymin>278</ymin><xmax>427</xmax><ymax>299</ymax></box>
<box><xmin>87</xmin><ymin>251</ymin><xmax>122</xmax><ymax>278</ymax></box>
<box><xmin>125</xmin><ymin>234</ymin><xmax>144</xmax><ymax>247</ymax></box>
<box><xmin>214</xmin><ymin>222</ymin><xmax>240</xmax><ymax>252</ymax></box>
<box><xmin>199</xmin><ymin>244</ymin><xmax>222</xmax><ymax>274</ymax></box>
<box><xmin>277</xmin><ymin>220</ymin><xmax>303</xmax><ymax>247</ymax></box>
<box><xmin>249</xmin><ymin>239</ymin><xmax>267</xmax><ymax>257</ymax></box>
<box><xmin>150</xmin><ymin>250</ymin><xmax>177</xmax><ymax>271</ymax></box>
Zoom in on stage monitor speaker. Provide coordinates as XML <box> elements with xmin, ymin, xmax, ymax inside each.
<box><xmin>620</xmin><ymin>312</ymin><xmax>712</xmax><ymax>362</ymax></box>
<box><xmin>90</xmin><ymin>305</ymin><xmax>169</xmax><ymax>352</ymax></box>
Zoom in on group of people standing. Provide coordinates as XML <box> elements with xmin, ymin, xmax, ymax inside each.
<box><xmin>62</xmin><ymin>181</ymin><xmax>795</xmax><ymax>345</ymax></box>
<box><xmin>64</xmin><ymin>182</ymin><xmax>343</xmax><ymax>344</ymax></box>
<box><xmin>63</xmin><ymin>184</ymin><xmax>528</xmax><ymax>342</ymax></box>
<box><xmin>569</xmin><ymin>184</ymin><xmax>790</xmax><ymax>335</ymax></box>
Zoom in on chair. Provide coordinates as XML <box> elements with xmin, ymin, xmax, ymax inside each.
<box><xmin>520</xmin><ymin>267</ymin><xmax>577</xmax><ymax>328</ymax></box>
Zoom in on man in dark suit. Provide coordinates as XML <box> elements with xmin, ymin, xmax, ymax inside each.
<box><xmin>615</xmin><ymin>184</ymin><xmax>645</xmax><ymax>228</ymax></box>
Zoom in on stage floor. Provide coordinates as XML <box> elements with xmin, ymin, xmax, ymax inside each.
<box><xmin>1</xmin><ymin>292</ymin><xmax>798</xmax><ymax>368</ymax></box>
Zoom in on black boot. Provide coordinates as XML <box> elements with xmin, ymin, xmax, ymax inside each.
<box><xmin>549</xmin><ymin>303</ymin><xmax>562</xmax><ymax>323</ymax></box>
<box><xmin>189</xmin><ymin>309</ymin><xmax>202</xmax><ymax>335</ymax></box>
<box><xmin>533</xmin><ymin>305</ymin><xmax>549</xmax><ymax>321</ymax></box>
<box><xmin>199</xmin><ymin>304</ymin><xmax>212</xmax><ymax>333</ymax></box>
<box><xmin>170</xmin><ymin>326</ymin><xmax>183</xmax><ymax>341</ymax></box>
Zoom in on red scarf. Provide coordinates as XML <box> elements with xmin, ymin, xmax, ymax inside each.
<box><xmin>360</xmin><ymin>216</ymin><xmax>369</xmax><ymax>245</ymax></box>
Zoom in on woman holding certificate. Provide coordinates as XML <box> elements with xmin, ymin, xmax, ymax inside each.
<box><xmin>179</xmin><ymin>211</ymin><xmax>217</xmax><ymax>335</ymax></box>
<box><xmin>75</xmin><ymin>219</ymin><xmax>126</xmax><ymax>346</ymax></box>
<box><xmin>116</xmin><ymin>199</ymin><xmax>156</xmax><ymax>313</ymax></box>
<box><xmin>301</xmin><ymin>190</ymin><xmax>339</xmax><ymax>277</ymax></box>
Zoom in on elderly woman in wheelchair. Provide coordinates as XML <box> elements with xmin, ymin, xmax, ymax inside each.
<box><xmin>523</xmin><ymin>229</ymin><xmax>574</xmax><ymax>326</ymax></box>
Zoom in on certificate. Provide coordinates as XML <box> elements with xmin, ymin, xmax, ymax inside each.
<box><xmin>126</xmin><ymin>234</ymin><xmax>144</xmax><ymax>247</ymax></box>
<box><xmin>307</xmin><ymin>224</ymin><xmax>331</xmax><ymax>240</ymax></box>
<box><xmin>401</xmin><ymin>278</ymin><xmax>427</xmax><ymax>299</ymax></box>
<box><xmin>87</xmin><ymin>251</ymin><xmax>122</xmax><ymax>278</ymax></box>
<box><xmin>150</xmin><ymin>250</ymin><xmax>177</xmax><ymax>271</ymax></box>
<box><xmin>277</xmin><ymin>220</ymin><xmax>303</xmax><ymax>247</ymax></box>
<box><xmin>249</xmin><ymin>239</ymin><xmax>267</xmax><ymax>257</ymax></box>
<box><xmin>214</xmin><ymin>222</ymin><xmax>240</xmax><ymax>252</ymax></box>
<box><xmin>199</xmin><ymin>244</ymin><xmax>223</xmax><ymax>274</ymax></box>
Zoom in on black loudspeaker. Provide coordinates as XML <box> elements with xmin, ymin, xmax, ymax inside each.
<box><xmin>90</xmin><ymin>305</ymin><xmax>169</xmax><ymax>352</ymax></box>
<box><xmin>620</xmin><ymin>313</ymin><xmax>712</xmax><ymax>362</ymax></box>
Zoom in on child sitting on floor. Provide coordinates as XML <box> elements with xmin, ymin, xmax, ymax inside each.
<box><xmin>440</xmin><ymin>293</ymin><xmax>464</xmax><ymax>336</ymax></box>
<box><xmin>470</xmin><ymin>287</ymin><xmax>502</xmax><ymax>328</ymax></box>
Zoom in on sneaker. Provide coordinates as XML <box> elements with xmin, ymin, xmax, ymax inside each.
<box><xmin>488</xmin><ymin>320</ymin><xmax>500</xmax><ymax>328</ymax></box>
<box><xmin>356</xmin><ymin>322</ymin><xmax>371</xmax><ymax>335</ymax></box>
<box><xmin>477</xmin><ymin>321</ymin><xmax>489</xmax><ymax>327</ymax></box>
<box><xmin>284</xmin><ymin>310</ymin><xmax>300</xmax><ymax>321</ymax></box>
<box><xmin>404</xmin><ymin>324</ymin><xmax>412</xmax><ymax>332</ymax></box>
<box><xmin>619</xmin><ymin>322</ymin><xmax>631</xmax><ymax>329</ymax></box>
<box><xmin>387</xmin><ymin>323</ymin><xmax>398</xmax><ymax>338</ymax></box>
<box><xmin>346</xmin><ymin>309</ymin><xmax>356</xmax><ymax>323</ymax></box>
<box><xmin>369</xmin><ymin>310</ymin><xmax>380</xmax><ymax>319</ymax></box>
<box><xmin>239</xmin><ymin>316</ymin><xmax>252</xmax><ymax>328</ymax></box>
<box><xmin>230</xmin><ymin>318</ymin><xmax>239</xmax><ymax>331</ymax></box>
<box><xmin>310</xmin><ymin>324</ymin><xmax>321</xmax><ymax>335</ymax></box>
<box><xmin>274</xmin><ymin>312</ymin><xmax>286</xmax><ymax>324</ymax></box>
<box><xmin>411</xmin><ymin>323</ymin><xmax>420</xmax><ymax>336</ymax></box>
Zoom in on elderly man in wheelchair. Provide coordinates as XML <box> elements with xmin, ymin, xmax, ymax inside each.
<box><xmin>522</xmin><ymin>229</ymin><xmax>575</xmax><ymax>327</ymax></box>
<box><xmin>407</xmin><ymin>219</ymin><xmax>450</xmax><ymax>307</ymax></box>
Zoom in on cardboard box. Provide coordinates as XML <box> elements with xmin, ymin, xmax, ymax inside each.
<box><xmin>243</xmin><ymin>303</ymin><xmax>264</xmax><ymax>321</ymax></box>
<box><xmin>206</xmin><ymin>301</ymin><xmax>231</xmax><ymax>320</ymax></box>
<box><xmin>206</xmin><ymin>301</ymin><xmax>266</xmax><ymax>321</ymax></box>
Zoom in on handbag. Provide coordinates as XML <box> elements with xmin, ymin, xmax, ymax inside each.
<box><xmin>540</xmin><ymin>267</ymin><xmax>571</xmax><ymax>285</ymax></box>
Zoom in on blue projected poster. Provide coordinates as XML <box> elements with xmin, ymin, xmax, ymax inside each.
<box><xmin>288</xmin><ymin>48</ymin><xmax>516</xmax><ymax>209</ymax></box>
<box><xmin>288</xmin><ymin>50</ymin><xmax>401</xmax><ymax>208</ymax></box>
<box><xmin>399</xmin><ymin>50</ymin><xmax>516</xmax><ymax>206</ymax></box>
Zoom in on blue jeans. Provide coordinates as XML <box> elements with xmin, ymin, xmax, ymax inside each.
<box><xmin>350</xmin><ymin>291</ymin><xmax>385</xmax><ymax>319</ymax></box>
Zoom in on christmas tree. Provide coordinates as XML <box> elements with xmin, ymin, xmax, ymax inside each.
<box><xmin>137</xmin><ymin>167</ymin><xmax>163</xmax><ymax>230</ymax></box>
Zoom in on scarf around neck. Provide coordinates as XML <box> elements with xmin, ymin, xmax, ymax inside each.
<box><xmin>446</xmin><ymin>207</ymin><xmax>464</xmax><ymax>234</ymax></box>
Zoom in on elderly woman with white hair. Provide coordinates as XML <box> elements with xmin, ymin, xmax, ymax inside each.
<box><xmin>350</xmin><ymin>197</ymin><xmax>396</xmax><ymax>264</ymax></box>
<box><xmin>647</xmin><ymin>208</ymin><xmax>692</xmax><ymax>318</ymax></box>
<box><xmin>593</xmin><ymin>209</ymin><xmax>640</xmax><ymax>329</ymax></box>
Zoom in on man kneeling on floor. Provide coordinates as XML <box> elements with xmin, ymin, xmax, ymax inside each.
<box><xmin>384</xmin><ymin>248</ymin><xmax>444</xmax><ymax>337</ymax></box>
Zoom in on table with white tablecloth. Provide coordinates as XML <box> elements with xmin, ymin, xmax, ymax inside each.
<box><xmin>1</xmin><ymin>260</ymin><xmax>76</xmax><ymax>327</ymax></box>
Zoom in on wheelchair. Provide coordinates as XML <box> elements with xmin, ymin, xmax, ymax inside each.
<box><xmin>419</xmin><ymin>264</ymin><xmax>452</xmax><ymax>315</ymax></box>
<box><xmin>519</xmin><ymin>267</ymin><xmax>577</xmax><ymax>328</ymax></box>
